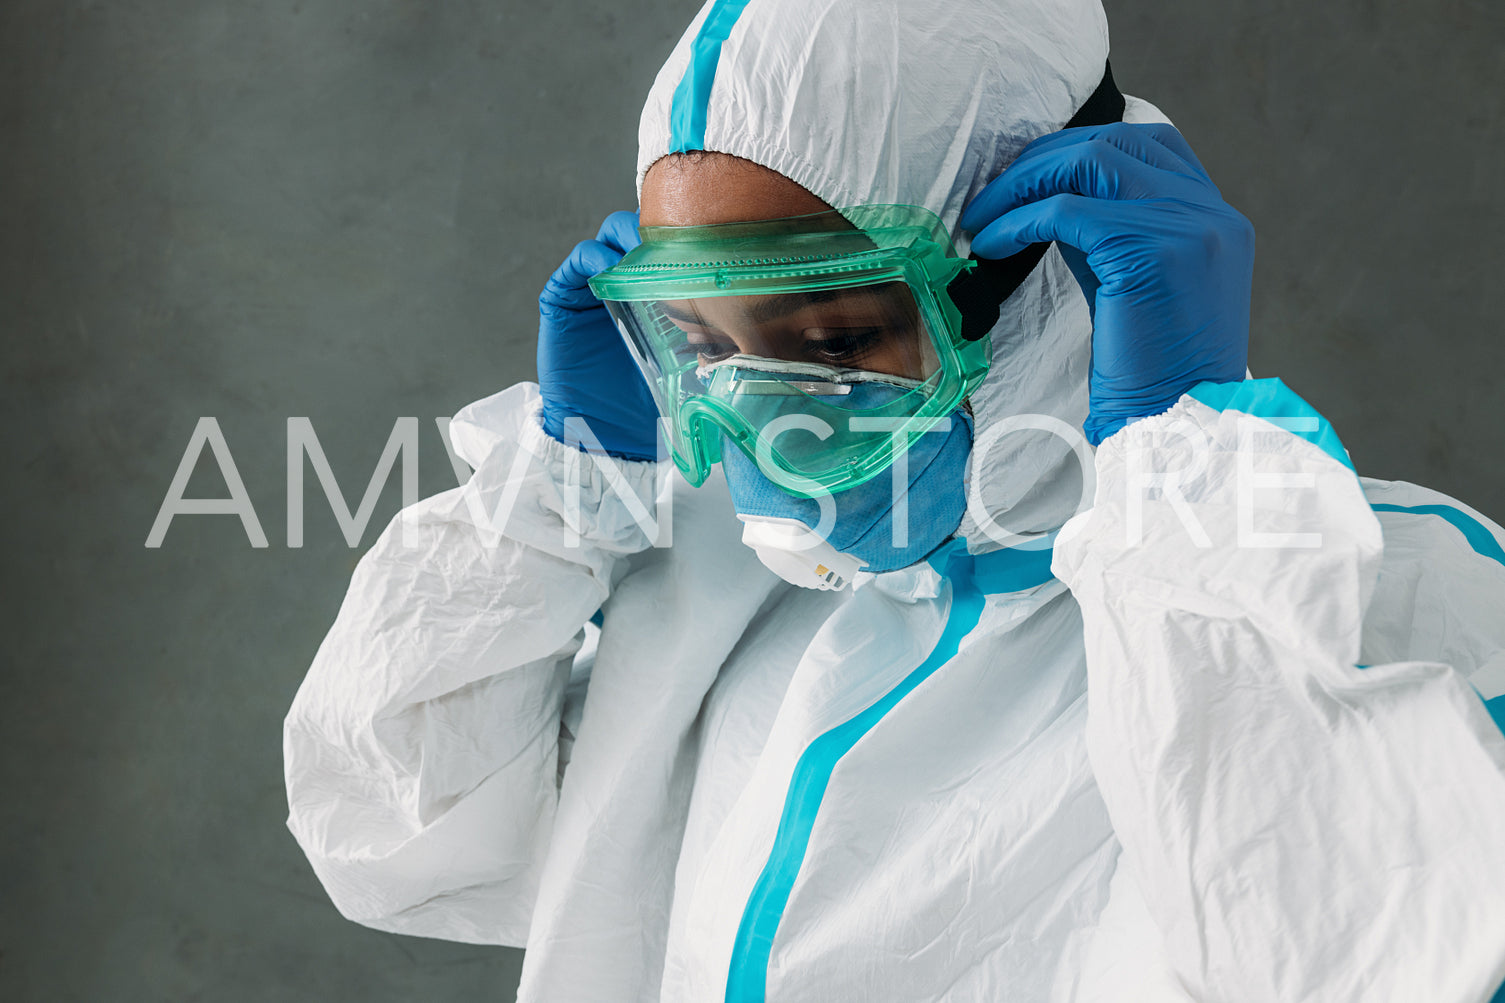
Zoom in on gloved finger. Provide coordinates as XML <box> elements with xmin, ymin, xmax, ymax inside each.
<box><xmin>541</xmin><ymin>238</ymin><xmax>626</xmax><ymax>313</ymax></box>
<box><xmin>1005</xmin><ymin>121</ymin><xmax>1216</xmax><ymax>192</ymax></box>
<box><xmin>959</xmin><ymin>140</ymin><xmax>1202</xmax><ymax>233</ymax></box>
<box><xmin>1131</xmin><ymin>122</ymin><xmax>1212</xmax><ymax>183</ymax></box>
<box><xmin>969</xmin><ymin>193</ymin><xmax>1132</xmax><ymax>261</ymax></box>
<box><xmin>1040</xmin><ymin>124</ymin><xmax>1217</xmax><ymax>194</ymax></box>
<box><xmin>1008</xmin><ymin>137</ymin><xmax>1207</xmax><ymax>206</ymax></box>
<box><xmin>960</xmin><ymin>124</ymin><xmax>1211</xmax><ymax>232</ymax></box>
<box><xmin>596</xmin><ymin>209</ymin><xmax>643</xmax><ymax>255</ymax></box>
<box><xmin>1010</xmin><ymin>122</ymin><xmax>1214</xmax><ymax>186</ymax></box>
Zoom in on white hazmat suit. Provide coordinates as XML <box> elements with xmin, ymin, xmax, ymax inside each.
<box><xmin>284</xmin><ymin>0</ymin><xmax>1505</xmax><ymax>999</ymax></box>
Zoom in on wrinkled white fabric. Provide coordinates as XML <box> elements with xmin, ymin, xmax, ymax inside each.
<box><xmin>1053</xmin><ymin>396</ymin><xmax>1505</xmax><ymax>1002</ymax></box>
<box><xmin>635</xmin><ymin>0</ymin><xmax>1133</xmax><ymax>542</ymax></box>
<box><xmin>284</xmin><ymin>1</ymin><xmax>1505</xmax><ymax>1000</ymax></box>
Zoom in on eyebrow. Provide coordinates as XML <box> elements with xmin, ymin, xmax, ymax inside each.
<box><xmin>658</xmin><ymin>288</ymin><xmax>855</xmax><ymax>330</ymax></box>
<box><xmin>657</xmin><ymin>300</ymin><xmax>720</xmax><ymax>330</ymax></box>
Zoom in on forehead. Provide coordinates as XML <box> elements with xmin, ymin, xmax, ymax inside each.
<box><xmin>639</xmin><ymin>153</ymin><xmax>832</xmax><ymax>227</ymax></box>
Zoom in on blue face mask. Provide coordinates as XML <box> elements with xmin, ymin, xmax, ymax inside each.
<box><xmin>721</xmin><ymin>407</ymin><xmax>973</xmax><ymax>587</ymax></box>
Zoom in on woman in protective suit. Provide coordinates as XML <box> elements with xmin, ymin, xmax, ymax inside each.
<box><xmin>283</xmin><ymin>1</ymin><xmax>1505</xmax><ymax>999</ymax></box>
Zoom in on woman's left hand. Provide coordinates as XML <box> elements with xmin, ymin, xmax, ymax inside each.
<box><xmin>960</xmin><ymin>122</ymin><xmax>1254</xmax><ymax>445</ymax></box>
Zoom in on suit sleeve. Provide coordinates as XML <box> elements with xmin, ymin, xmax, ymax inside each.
<box><xmin>283</xmin><ymin>383</ymin><xmax>664</xmax><ymax>945</ymax></box>
<box><xmin>1054</xmin><ymin>378</ymin><xmax>1505</xmax><ymax>1003</ymax></box>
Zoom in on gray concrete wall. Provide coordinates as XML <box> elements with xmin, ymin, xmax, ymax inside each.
<box><xmin>2</xmin><ymin>1</ymin><xmax>1500</xmax><ymax>1000</ymax></box>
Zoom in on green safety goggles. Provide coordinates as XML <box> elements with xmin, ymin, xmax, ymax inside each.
<box><xmin>587</xmin><ymin>205</ymin><xmax>992</xmax><ymax>497</ymax></box>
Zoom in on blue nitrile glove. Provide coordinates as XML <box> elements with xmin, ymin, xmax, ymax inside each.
<box><xmin>960</xmin><ymin>122</ymin><xmax>1253</xmax><ymax>446</ymax></box>
<box><xmin>537</xmin><ymin>210</ymin><xmax>662</xmax><ymax>460</ymax></box>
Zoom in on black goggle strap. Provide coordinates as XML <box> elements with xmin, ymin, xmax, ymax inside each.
<box><xmin>948</xmin><ymin>60</ymin><xmax>1126</xmax><ymax>342</ymax></box>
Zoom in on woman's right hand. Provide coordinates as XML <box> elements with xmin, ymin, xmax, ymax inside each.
<box><xmin>536</xmin><ymin>210</ymin><xmax>662</xmax><ymax>461</ymax></box>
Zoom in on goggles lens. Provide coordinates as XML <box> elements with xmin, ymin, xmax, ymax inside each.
<box><xmin>588</xmin><ymin>206</ymin><xmax>989</xmax><ymax>496</ymax></box>
<box><xmin>658</xmin><ymin>281</ymin><xmax>932</xmax><ymax>381</ymax></box>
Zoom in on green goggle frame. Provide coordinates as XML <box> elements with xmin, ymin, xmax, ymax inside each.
<box><xmin>587</xmin><ymin>205</ymin><xmax>992</xmax><ymax>497</ymax></box>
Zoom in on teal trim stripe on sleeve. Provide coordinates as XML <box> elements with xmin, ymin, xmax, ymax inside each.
<box><xmin>668</xmin><ymin>0</ymin><xmax>752</xmax><ymax>153</ymax></box>
<box><xmin>723</xmin><ymin>539</ymin><xmax>1052</xmax><ymax>1002</ymax></box>
<box><xmin>1188</xmin><ymin>378</ymin><xmax>1355</xmax><ymax>471</ymax></box>
<box><xmin>1367</xmin><ymin>502</ymin><xmax>1505</xmax><ymax>739</ymax></box>
<box><xmin>1369</xmin><ymin>503</ymin><xmax>1505</xmax><ymax>568</ymax></box>
<box><xmin>1486</xmin><ymin>695</ymin><xmax>1505</xmax><ymax>737</ymax></box>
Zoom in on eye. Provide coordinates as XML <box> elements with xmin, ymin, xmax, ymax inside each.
<box><xmin>671</xmin><ymin>336</ymin><xmax>739</xmax><ymax>364</ymax></box>
<box><xmin>803</xmin><ymin>328</ymin><xmax>884</xmax><ymax>364</ymax></box>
